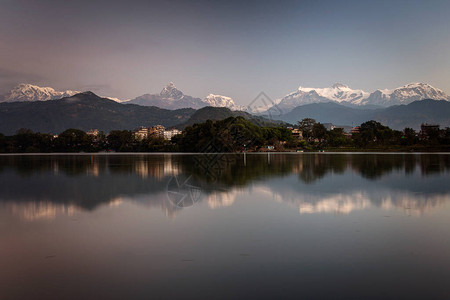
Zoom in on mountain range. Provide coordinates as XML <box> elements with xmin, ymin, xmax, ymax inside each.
<box><xmin>0</xmin><ymin>92</ymin><xmax>195</xmax><ymax>135</ymax></box>
<box><xmin>0</xmin><ymin>90</ymin><xmax>448</xmax><ymax>135</ymax></box>
<box><xmin>0</xmin><ymin>83</ymin><xmax>123</xmax><ymax>103</ymax></box>
<box><xmin>2</xmin><ymin>82</ymin><xmax>449</xmax><ymax>113</ymax></box>
<box><xmin>0</xmin><ymin>83</ymin><xmax>79</xmax><ymax>102</ymax></box>
<box><xmin>271</xmin><ymin>82</ymin><xmax>450</xmax><ymax>114</ymax></box>
<box><xmin>0</xmin><ymin>81</ymin><xmax>449</xmax><ymax>134</ymax></box>
<box><xmin>0</xmin><ymin>91</ymin><xmax>279</xmax><ymax>135</ymax></box>
<box><xmin>124</xmin><ymin>82</ymin><xmax>242</xmax><ymax>110</ymax></box>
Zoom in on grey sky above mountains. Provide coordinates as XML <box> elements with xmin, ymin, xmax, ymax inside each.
<box><xmin>1</xmin><ymin>0</ymin><xmax>449</xmax><ymax>104</ymax></box>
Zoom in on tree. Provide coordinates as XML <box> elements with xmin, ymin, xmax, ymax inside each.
<box><xmin>327</xmin><ymin>128</ymin><xmax>349</xmax><ymax>147</ymax></box>
<box><xmin>0</xmin><ymin>133</ymin><xmax>5</xmax><ymax>152</ymax></box>
<box><xmin>55</xmin><ymin>129</ymin><xmax>93</xmax><ymax>152</ymax></box>
<box><xmin>312</xmin><ymin>123</ymin><xmax>327</xmax><ymax>140</ymax></box>
<box><xmin>297</xmin><ymin>118</ymin><xmax>316</xmax><ymax>141</ymax></box>
<box><xmin>357</xmin><ymin>120</ymin><xmax>394</xmax><ymax>146</ymax></box>
<box><xmin>401</xmin><ymin>128</ymin><xmax>418</xmax><ymax>146</ymax></box>
<box><xmin>175</xmin><ymin>117</ymin><xmax>266</xmax><ymax>152</ymax></box>
<box><xmin>107</xmin><ymin>130</ymin><xmax>135</xmax><ymax>152</ymax></box>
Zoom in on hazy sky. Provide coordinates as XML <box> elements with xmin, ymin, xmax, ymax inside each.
<box><xmin>1</xmin><ymin>0</ymin><xmax>449</xmax><ymax>104</ymax></box>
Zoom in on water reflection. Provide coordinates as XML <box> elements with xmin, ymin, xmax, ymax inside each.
<box><xmin>0</xmin><ymin>153</ymin><xmax>449</xmax><ymax>220</ymax></box>
<box><xmin>4</xmin><ymin>201</ymin><xmax>79</xmax><ymax>221</ymax></box>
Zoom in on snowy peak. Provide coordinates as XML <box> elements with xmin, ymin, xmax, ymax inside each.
<box><xmin>202</xmin><ymin>94</ymin><xmax>240</xmax><ymax>110</ymax></box>
<box><xmin>127</xmin><ymin>82</ymin><xmax>206</xmax><ymax>109</ymax></box>
<box><xmin>160</xmin><ymin>82</ymin><xmax>183</xmax><ymax>100</ymax></box>
<box><xmin>0</xmin><ymin>83</ymin><xmax>124</xmax><ymax>103</ymax></box>
<box><xmin>2</xmin><ymin>83</ymin><xmax>79</xmax><ymax>102</ymax></box>
<box><xmin>275</xmin><ymin>83</ymin><xmax>369</xmax><ymax>112</ymax></box>
<box><xmin>272</xmin><ymin>82</ymin><xmax>450</xmax><ymax>113</ymax></box>
<box><xmin>128</xmin><ymin>83</ymin><xmax>242</xmax><ymax>110</ymax></box>
<box><xmin>391</xmin><ymin>82</ymin><xmax>448</xmax><ymax>100</ymax></box>
<box><xmin>363</xmin><ymin>82</ymin><xmax>450</xmax><ymax>106</ymax></box>
<box><xmin>296</xmin><ymin>83</ymin><xmax>369</xmax><ymax>103</ymax></box>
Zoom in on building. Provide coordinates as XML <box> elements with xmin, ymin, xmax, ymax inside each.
<box><xmin>420</xmin><ymin>123</ymin><xmax>440</xmax><ymax>139</ymax></box>
<box><xmin>350</xmin><ymin>126</ymin><xmax>360</xmax><ymax>134</ymax></box>
<box><xmin>163</xmin><ymin>129</ymin><xmax>181</xmax><ymax>140</ymax></box>
<box><xmin>149</xmin><ymin>125</ymin><xmax>165</xmax><ymax>138</ymax></box>
<box><xmin>133</xmin><ymin>127</ymin><xmax>149</xmax><ymax>140</ymax></box>
<box><xmin>86</xmin><ymin>129</ymin><xmax>99</xmax><ymax>136</ymax></box>
<box><xmin>290</xmin><ymin>128</ymin><xmax>303</xmax><ymax>139</ymax></box>
<box><xmin>133</xmin><ymin>125</ymin><xmax>172</xmax><ymax>140</ymax></box>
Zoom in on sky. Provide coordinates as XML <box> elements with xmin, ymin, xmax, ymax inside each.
<box><xmin>0</xmin><ymin>0</ymin><xmax>449</xmax><ymax>104</ymax></box>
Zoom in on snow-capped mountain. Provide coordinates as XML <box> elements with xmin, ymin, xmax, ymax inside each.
<box><xmin>271</xmin><ymin>82</ymin><xmax>449</xmax><ymax>114</ymax></box>
<box><xmin>0</xmin><ymin>83</ymin><xmax>79</xmax><ymax>102</ymax></box>
<box><xmin>159</xmin><ymin>82</ymin><xmax>184</xmax><ymax>100</ymax></box>
<box><xmin>0</xmin><ymin>83</ymin><xmax>124</xmax><ymax>103</ymax></box>
<box><xmin>361</xmin><ymin>82</ymin><xmax>450</xmax><ymax>106</ymax></box>
<box><xmin>203</xmin><ymin>94</ymin><xmax>241</xmax><ymax>110</ymax></box>
<box><xmin>126</xmin><ymin>82</ymin><xmax>207</xmax><ymax>109</ymax></box>
<box><xmin>271</xmin><ymin>83</ymin><xmax>368</xmax><ymax>113</ymax></box>
<box><xmin>126</xmin><ymin>83</ymin><xmax>241</xmax><ymax>110</ymax></box>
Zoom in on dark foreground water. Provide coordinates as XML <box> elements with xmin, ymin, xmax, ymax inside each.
<box><xmin>0</xmin><ymin>153</ymin><xmax>449</xmax><ymax>300</ymax></box>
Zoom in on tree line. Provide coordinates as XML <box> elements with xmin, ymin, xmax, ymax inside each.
<box><xmin>0</xmin><ymin>117</ymin><xmax>449</xmax><ymax>153</ymax></box>
<box><xmin>296</xmin><ymin>118</ymin><xmax>450</xmax><ymax>150</ymax></box>
<box><xmin>0</xmin><ymin>128</ymin><xmax>170</xmax><ymax>153</ymax></box>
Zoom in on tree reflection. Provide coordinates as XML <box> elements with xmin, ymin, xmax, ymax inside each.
<box><xmin>0</xmin><ymin>153</ymin><xmax>449</xmax><ymax>218</ymax></box>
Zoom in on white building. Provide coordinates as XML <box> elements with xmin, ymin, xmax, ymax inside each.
<box><xmin>163</xmin><ymin>129</ymin><xmax>181</xmax><ymax>140</ymax></box>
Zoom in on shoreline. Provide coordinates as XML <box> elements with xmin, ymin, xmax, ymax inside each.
<box><xmin>1</xmin><ymin>151</ymin><xmax>450</xmax><ymax>156</ymax></box>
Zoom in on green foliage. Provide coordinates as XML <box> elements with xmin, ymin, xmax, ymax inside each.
<box><xmin>312</xmin><ymin>123</ymin><xmax>327</xmax><ymax>140</ymax></box>
<box><xmin>0</xmin><ymin>119</ymin><xmax>449</xmax><ymax>153</ymax></box>
<box><xmin>327</xmin><ymin>128</ymin><xmax>350</xmax><ymax>147</ymax></box>
<box><xmin>297</xmin><ymin>118</ymin><xmax>316</xmax><ymax>141</ymax></box>
<box><xmin>175</xmin><ymin>117</ymin><xmax>291</xmax><ymax>152</ymax></box>
<box><xmin>401</xmin><ymin>128</ymin><xmax>418</xmax><ymax>146</ymax></box>
<box><xmin>55</xmin><ymin>129</ymin><xmax>94</xmax><ymax>152</ymax></box>
<box><xmin>4</xmin><ymin>129</ymin><xmax>55</xmax><ymax>152</ymax></box>
<box><xmin>138</xmin><ymin>136</ymin><xmax>170</xmax><ymax>152</ymax></box>
<box><xmin>353</xmin><ymin>120</ymin><xmax>399</xmax><ymax>147</ymax></box>
<box><xmin>107</xmin><ymin>130</ymin><xmax>135</xmax><ymax>152</ymax></box>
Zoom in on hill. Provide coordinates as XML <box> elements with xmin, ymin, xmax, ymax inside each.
<box><xmin>278</xmin><ymin>102</ymin><xmax>374</xmax><ymax>127</ymax></box>
<box><xmin>277</xmin><ymin>99</ymin><xmax>450</xmax><ymax>130</ymax></box>
<box><xmin>372</xmin><ymin>99</ymin><xmax>450</xmax><ymax>129</ymax></box>
<box><xmin>0</xmin><ymin>92</ymin><xmax>194</xmax><ymax>135</ymax></box>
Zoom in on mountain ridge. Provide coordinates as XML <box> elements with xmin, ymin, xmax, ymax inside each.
<box><xmin>3</xmin><ymin>82</ymin><xmax>448</xmax><ymax>112</ymax></box>
<box><xmin>0</xmin><ymin>92</ymin><xmax>194</xmax><ymax>135</ymax></box>
<box><xmin>271</xmin><ymin>82</ymin><xmax>449</xmax><ymax>114</ymax></box>
<box><xmin>277</xmin><ymin>99</ymin><xmax>450</xmax><ymax>130</ymax></box>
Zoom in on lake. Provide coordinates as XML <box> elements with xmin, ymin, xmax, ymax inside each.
<box><xmin>0</xmin><ymin>153</ymin><xmax>449</xmax><ymax>299</ymax></box>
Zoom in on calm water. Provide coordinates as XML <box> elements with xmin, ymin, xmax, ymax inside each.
<box><xmin>0</xmin><ymin>153</ymin><xmax>449</xmax><ymax>300</ymax></box>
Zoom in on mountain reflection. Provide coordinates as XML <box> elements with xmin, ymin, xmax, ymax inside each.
<box><xmin>0</xmin><ymin>153</ymin><xmax>449</xmax><ymax>220</ymax></box>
